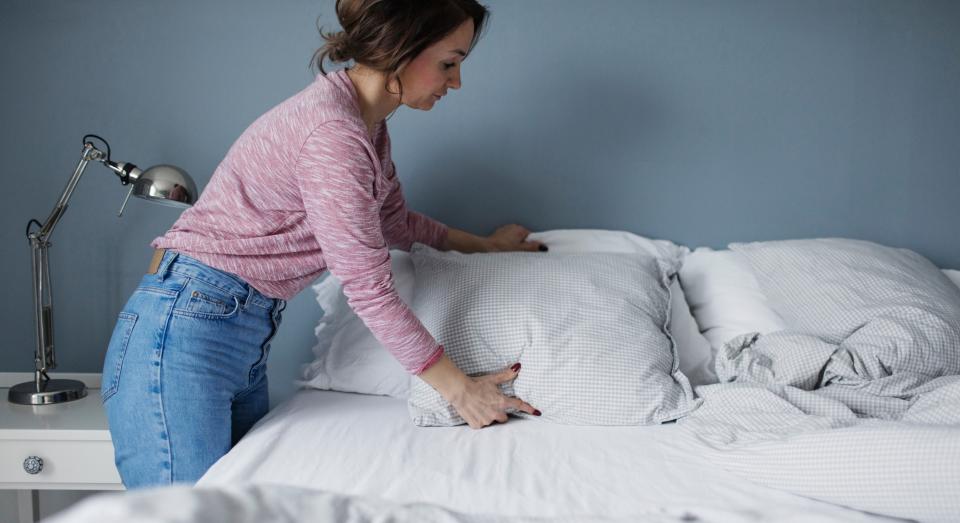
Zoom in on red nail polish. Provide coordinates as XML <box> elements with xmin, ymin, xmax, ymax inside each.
<box><xmin>511</xmin><ymin>363</ymin><xmax>521</xmax><ymax>372</ymax></box>
<box><xmin>533</xmin><ymin>410</ymin><xmax>542</xmax><ymax>416</ymax></box>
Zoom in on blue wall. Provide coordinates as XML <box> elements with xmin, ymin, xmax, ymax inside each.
<box><xmin>2</xmin><ymin>0</ymin><xmax>958</xmax><ymax>406</ymax></box>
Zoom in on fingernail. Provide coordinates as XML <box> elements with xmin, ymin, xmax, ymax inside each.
<box><xmin>511</xmin><ymin>363</ymin><xmax>521</xmax><ymax>372</ymax></box>
<box><xmin>533</xmin><ymin>410</ymin><xmax>542</xmax><ymax>416</ymax></box>
<box><xmin>538</xmin><ymin>245</ymin><xmax>548</xmax><ymax>252</ymax></box>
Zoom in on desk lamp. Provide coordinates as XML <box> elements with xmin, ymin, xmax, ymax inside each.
<box><xmin>9</xmin><ymin>135</ymin><xmax>197</xmax><ymax>405</ymax></box>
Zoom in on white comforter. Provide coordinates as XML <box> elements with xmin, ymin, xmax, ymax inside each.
<box><xmin>46</xmin><ymin>483</ymin><xmax>628</xmax><ymax>523</ymax></box>
<box><xmin>40</xmin><ymin>482</ymin><xmax>879</xmax><ymax>523</ymax></box>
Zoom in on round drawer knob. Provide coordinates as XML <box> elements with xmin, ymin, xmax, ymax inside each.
<box><xmin>23</xmin><ymin>456</ymin><xmax>43</xmax><ymax>475</ymax></box>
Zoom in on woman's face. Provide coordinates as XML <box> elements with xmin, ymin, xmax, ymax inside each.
<box><xmin>396</xmin><ymin>19</ymin><xmax>475</xmax><ymax>110</ymax></box>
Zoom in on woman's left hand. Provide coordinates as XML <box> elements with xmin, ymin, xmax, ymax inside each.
<box><xmin>486</xmin><ymin>224</ymin><xmax>548</xmax><ymax>253</ymax></box>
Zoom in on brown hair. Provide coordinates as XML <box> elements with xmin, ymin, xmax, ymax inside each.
<box><xmin>313</xmin><ymin>0</ymin><xmax>489</xmax><ymax>77</ymax></box>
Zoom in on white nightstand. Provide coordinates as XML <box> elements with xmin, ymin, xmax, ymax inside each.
<box><xmin>1</xmin><ymin>373</ymin><xmax>123</xmax><ymax>523</ymax></box>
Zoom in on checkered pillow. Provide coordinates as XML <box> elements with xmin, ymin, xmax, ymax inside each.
<box><xmin>729</xmin><ymin>238</ymin><xmax>960</xmax><ymax>378</ymax></box>
<box><xmin>407</xmin><ymin>244</ymin><xmax>699</xmax><ymax>426</ymax></box>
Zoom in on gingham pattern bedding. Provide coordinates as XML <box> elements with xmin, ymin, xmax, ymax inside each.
<box><xmin>675</xmin><ymin>238</ymin><xmax>960</xmax><ymax>522</ymax></box>
<box><xmin>716</xmin><ymin>330</ymin><xmax>960</xmax><ymax>419</ymax></box>
<box><xmin>407</xmin><ymin>244</ymin><xmax>699</xmax><ymax>426</ymax></box>
<box><xmin>730</xmin><ymin>238</ymin><xmax>960</xmax><ymax>376</ymax></box>
<box><xmin>718</xmin><ymin>238</ymin><xmax>960</xmax><ymax>418</ymax></box>
<box><xmin>678</xmin><ymin>380</ymin><xmax>960</xmax><ymax>522</ymax></box>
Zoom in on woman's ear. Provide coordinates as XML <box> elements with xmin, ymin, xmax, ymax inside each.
<box><xmin>387</xmin><ymin>62</ymin><xmax>409</xmax><ymax>101</ymax></box>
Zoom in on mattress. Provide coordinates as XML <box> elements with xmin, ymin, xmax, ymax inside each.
<box><xmin>197</xmin><ymin>389</ymin><xmax>890</xmax><ymax>522</ymax></box>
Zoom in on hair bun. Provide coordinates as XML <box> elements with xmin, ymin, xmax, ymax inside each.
<box><xmin>323</xmin><ymin>31</ymin><xmax>353</xmax><ymax>62</ymax></box>
<box><xmin>311</xmin><ymin>0</ymin><xmax>489</xmax><ymax>75</ymax></box>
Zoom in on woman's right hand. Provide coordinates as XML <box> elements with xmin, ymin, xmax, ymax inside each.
<box><xmin>449</xmin><ymin>364</ymin><xmax>541</xmax><ymax>429</ymax></box>
<box><xmin>419</xmin><ymin>355</ymin><xmax>541</xmax><ymax>429</ymax></box>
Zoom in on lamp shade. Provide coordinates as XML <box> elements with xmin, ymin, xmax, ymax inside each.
<box><xmin>132</xmin><ymin>164</ymin><xmax>198</xmax><ymax>207</ymax></box>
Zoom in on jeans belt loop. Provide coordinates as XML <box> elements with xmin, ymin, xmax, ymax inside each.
<box><xmin>243</xmin><ymin>286</ymin><xmax>256</xmax><ymax>311</ymax></box>
<box><xmin>154</xmin><ymin>249</ymin><xmax>179</xmax><ymax>282</ymax></box>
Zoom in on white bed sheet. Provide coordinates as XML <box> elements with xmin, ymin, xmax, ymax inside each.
<box><xmin>198</xmin><ymin>390</ymin><xmax>895</xmax><ymax>522</ymax></box>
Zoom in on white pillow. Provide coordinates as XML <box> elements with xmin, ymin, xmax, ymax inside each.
<box><xmin>679</xmin><ymin>247</ymin><xmax>788</xmax><ymax>353</ymax></box>
<box><xmin>525</xmin><ymin>228</ymin><xmax>687</xmax><ymax>261</ymax></box>
<box><xmin>725</xmin><ymin>238</ymin><xmax>960</xmax><ymax>388</ymax></box>
<box><xmin>300</xmin><ymin>229</ymin><xmax>713</xmax><ymax>396</ymax></box>
<box><xmin>946</xmin><ymin>269</ymin><xmax>960</xmax><ymax>289</ymax></box>
<box><xmin>527</xmin><ymin>230</ymin><xmax>715</xmax><ymax>386</ymax></box>
<box><xmin>680</xmin><ymin>247</ymin><xmax>960</xmax><ymax>354</ymax></box>
<box><xmin>407</xmin><ymin>245</ymin><xmax>699</xmax><ymax>426</ymax></box>
<box><xmin>298</xmin><ymin>251</ymin><xmax>415</xmax><ymax>398</ymax></box>
<box><xmin>729</xmin><ymin>238</ymin><xmax>960</xmax><ymax>346</ymax></box>
<box><xmin>668</xmin><ymin>282</ymin><xmax>717</xmax><ymax>386</ymax></box>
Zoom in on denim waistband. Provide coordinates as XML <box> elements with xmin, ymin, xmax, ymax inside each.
<box><xmin>156</xmin><ymin>250</ymin><xmax>281</xmax><ymax>311</ymax></box>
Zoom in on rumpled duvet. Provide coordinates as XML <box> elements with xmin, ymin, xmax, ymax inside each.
<box><xmin>679</xmin><ymin>363</ymin><xmax>960</xmax><ymax>521</ymax></box>
<box><xmin>677</xmin><ymin>239</ymin><xmax>960</xmax><ymax>523</ymax></box>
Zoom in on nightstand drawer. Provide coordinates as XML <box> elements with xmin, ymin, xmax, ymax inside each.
<box><xmin>1</xmin><ymin>439</ymin><xmax>121</xmax><ymax>485</ymax></box>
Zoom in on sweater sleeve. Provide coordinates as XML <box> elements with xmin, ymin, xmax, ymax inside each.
<box><xmin>380</xmin><ymin>160</ymin><xmax>449</xmax><ymax>251</ymax></box>
<box><xmin>296</xmin><ymin>124</ymin><xmax>443</xmax><ymax>374</ymax></box>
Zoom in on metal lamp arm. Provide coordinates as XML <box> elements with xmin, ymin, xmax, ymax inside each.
<box><xmin>34</xmin><ymin>143</ymin><xmax>108</xmax><ymax>242</ymax></box>
<box><xmin>26</xmin><ymin>141</ymin><xmax>120</xmax><ymax>387</ymax></box>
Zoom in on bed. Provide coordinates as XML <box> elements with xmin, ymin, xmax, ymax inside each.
<box><xmin>49</xmin><ymin>233</ymin><xmax>960</xmax><ymax>523</ymax></box>
<box><xmin>52</xmin><ymin>386</ymin><xmax>959</xmax><ymax>522</ymax></box>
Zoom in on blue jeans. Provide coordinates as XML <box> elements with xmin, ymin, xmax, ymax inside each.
<box><xmin>101</xmin><ymin>251</ymin><xmax>285</xmax><ymax>489</ymax></box>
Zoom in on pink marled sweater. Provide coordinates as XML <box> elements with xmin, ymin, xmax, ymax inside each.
<box><xmin>153</xmin><ymin>69</ymin><xmax>447</xmax><ymax>374</ymax></box>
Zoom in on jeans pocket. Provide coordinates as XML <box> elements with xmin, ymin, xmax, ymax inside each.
<box><xmin>101</xmin><ymin>311</ymin><xmax>138</xmax><ymax>403</ymax></box>
<box><xmin>173</xmin><ymin>281</ymin><xmax>241</xmax><ymax>320</ymax></box>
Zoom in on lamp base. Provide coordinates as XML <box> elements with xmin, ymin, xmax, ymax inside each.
<box><xmin>8</xmin><ymin>379</ymin><xmax>88</xmax><ymax>405</ymax></box>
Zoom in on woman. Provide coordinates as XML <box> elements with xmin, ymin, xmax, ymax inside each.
<box><xmin>102</xmin><ymin>0</ymin><xmax>543</xmax><ymax>489</ymax></box>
